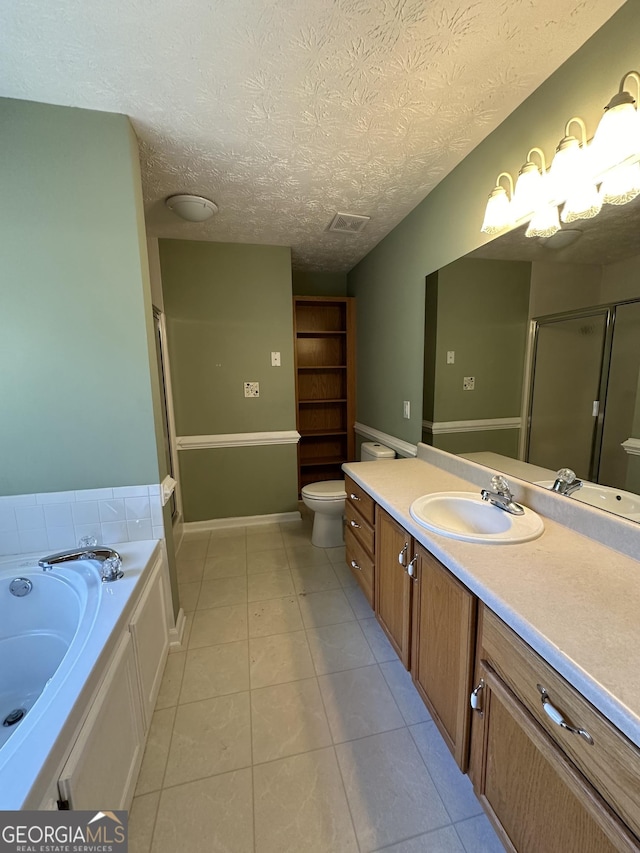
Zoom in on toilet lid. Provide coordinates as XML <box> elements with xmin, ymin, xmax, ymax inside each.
<box><xmin>301</xmin><ymin>480</ymin><xmax>346</xmax><ymax>500</ymax></box>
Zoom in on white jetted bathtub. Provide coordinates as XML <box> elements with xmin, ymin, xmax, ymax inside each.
<box><xmin>0</xmin><ymin>540</ymin><xmax>169</xmax><ymax>810</ymax></box>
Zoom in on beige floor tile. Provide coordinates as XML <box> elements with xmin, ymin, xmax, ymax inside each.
<box><xmin>189</xmin><ymin>603</ymin><xmax>248</xmax><ymax>648</ymax></box>
<box><xmin>306</xmin><ymin>620</ymin><xmax>376</xmax><ymax>675</ymax></box>
<box><xmin>454</xmin><ymin>814</ymin><xmax>505</xmax><ymax>853</ymax></box>
<box><xmin>181</xmin><ymin>529</ymin><xmax>211</xmax><ymax>542</ymax></box>
<box><xmin>247</xmin><ymin>548</ymin><xmax>290</xmax><ymax>574</ymax></box>
<box><xmin>178</xmin><ymin>539</ymin><xmax>208</xmax><ymax>561</ymax></box>
<box><xmin>253</xmin><ymin>748</ymin><xmax>358</xmax><ymax>853</ymax></box>
<box><xmin>197</xmin><ymin>576</ymin><xmax>248</xmax><ymax>609</ymax></box>
<box><xmin>128</xmin><ymin>791</ymin><xmax>160</xmax><ymax>853</ymax></box>
<box><xmin>180</xmin><ymin>612</ymin><xmax>194</xmax><ymax>651</ymax></box>
<box><xmin>177</xmin><ymin>581</ymin><xmax>200</xmax><ymax>612</ymax></box>
<box><xmin>380</xmin><ymin>827</ymin><xmax>466</xmax><ymax>853</ymax></box>
<box><xmin>325</xmin><ymin>545</ymin><xmax>347</xmax><ymax>565</ymax></box>
<box><xmin>280</xmin><ymin>527</ymin><xmax>314</xmax><ymax>548</ymax></box>
<box><xmin>134</xmin><ymin>707</ymin><xmax>176</xmax><ymax>795</ymax></box>
<box><xmin>202</xmin><ymin>553</ymin><xmax>247</xmax><ymax>579</ymax></box>
<box><xmin>246</xmin><ymin>522</ymin><xmax>282</xmax><ymax>535</ymax></box>
<box><xmin>152</xmin><ymin>769</ymin><xmax>253</xmax><ymax>853</ymax></box>
<box><xmin>247</xmin><ymin>531</ymin><xmax>285</xmax><ymax>551</ymax></box>
<box><xmin>176</xmin><ymin>558</ymin><xmax>204</xmax><ymax>584</ymax></box>
<box><xmin>344</xmin><ymin>583</ymin><xmax>375</xmax><ymax>618</ymax></box>
<box><xmin>319</xmin><ymin>665</ymin><xmax>405</xmax><ymax>743</ymax></box>
<box><xmin>291</xmin><ymin>564</ymin><xmax>341</xmax><ymax>594</ymax></box>
<box><xmin>251</xmin><ymin>678</ymin><xmax>332</xmax><ymax>764</ymax></box>
<box><xmin>359</xmin><ymin>616</ymin><xmax>399</xmax><ymax>663</ymax></box>
<box><xmin>207</xmin><ymin>534</ymin><xmax>247</xmax><ymax>558</ymax></box>
<box><xmin>154</xmin><ymin>651</ymin><xmax>185</xmax><ymax>710</ymax></box>
<box><xmin>249</xmin><ymin>630</ymin><xmax>315</xmax><ymax>688</ymax></box>
<box><xmin>381</xmin><ymin>659</ymin><xmax>432</xmax><ymax>725</ymax></box>
<box><xmin>248</xmin><ymin>569</ymin><xmax>295</xmax><ymax>602</ymax></box>
<box><xmin>164</xmin><ymin>692</ymin><xmax>251</xmax><ymax>787</ymax></box>
<box><xmin>332</xmin><ymin>560</ymin><xmax>359</xmax><ymax>589</ymax></box>
<box><xmin>209</xmin><ymin>526</ymin><xmax>247</xmax><ymax>539</ymax></box>
<box><xmin>248</xmin><ymin>595</ymin><xmax>304</xmax><ymax>637</ymax></box>
<box><xmin>336</xmin><ymin>728</ymin><xmax>450</xmax><ymax>852</ymax></box>
<box><xmin>180</xmin><ymin>641</ymin><xmax>249</xmax><ymax>703</ymax></box>
<box><xmin>286</xmin><ymin>544</ymin><xmax>333</xmax><ymax>569</ymax></box>
<box><xmin>298</xmin><ymin>588</ymin><xmax>356</xmax><ymax>628</ymax></box>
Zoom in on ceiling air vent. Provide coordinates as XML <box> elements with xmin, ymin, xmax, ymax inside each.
<box><xmin>329</xmin><ymin>212</ymin><xmax>370</xmax><ymax>234</ymax></box>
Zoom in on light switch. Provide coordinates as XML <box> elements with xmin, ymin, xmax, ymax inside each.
<box><xmin>403</xmin><ymin>400</ymin><xmax>410</xmax><ymax>419</ymax></box>
<box><xmin>447</xmin><ymin>351</ymin><xmax>455</xmax><ymax>364</ymax></box>
<box><xmin>271</xmin><ymin>351</ymin><xmax>281</xmax><ymax>366</ymax></box>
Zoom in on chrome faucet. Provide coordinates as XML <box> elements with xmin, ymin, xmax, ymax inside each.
<box><xmin>39</xmin><ymin>546</ymin><xmax>123</xmax><ymax>581</ymax></box>
<box><xmin>551</xmin><ymin>468</ymin><xmax>583</xmax><ymax>497</ymax></box>
<box><xmin>481</xmin><ymin>475</ymin><xmax>525</xmax><ymax>516</ymax></box>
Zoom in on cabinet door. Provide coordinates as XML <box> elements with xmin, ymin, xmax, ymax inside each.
<box><xmin>58</xmin><ymin>633</ymin><xmax>143</xmax><ymax>811</ymax></box>
<box><xmin>375</xmin><ymin>508</ymin><xmax>412</xmax><ymax>667</ymax></box>
<box><xmin>411</xmin><ymin>546</ymin><xmax>476</xmax><ymax>771</ymax></box>
<box><xmin>469</xmin><ymin>662</ymin><xmax>639</xmax><ymax>853</ymax></box>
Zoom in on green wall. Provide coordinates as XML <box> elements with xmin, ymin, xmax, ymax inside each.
<box><xmin>0</xmin><ymin>98</ymin><xmax>163</xmax><ymax>494</ymax></box>
<box><xmin>159</xmin><ymin>240</ymin><xmax>298</xmax><ymax>521</ymax></box>
<box><xmin>348</xmin><ymin>2</ymin><xmax>639</xmax><ymax>446</ymax></box>
<box><xmin>292</xmin><ymin>270</ymin><xmax>348</xmax><ymax>296</ymax></box>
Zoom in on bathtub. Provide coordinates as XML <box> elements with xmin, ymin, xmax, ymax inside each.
<box><xmin>0</xmin><ymin>540</ymin><xmax>161</xmax><ymax>809</ymax></box>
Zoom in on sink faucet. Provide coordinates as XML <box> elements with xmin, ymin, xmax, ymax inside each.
<box><xmin>551</xmin><ymin>468</ymin><xmax>583</xmax><ymax>497</ymax></box>
<box><xmin>39</xmin><ymin>546</ymin><xmax>123</xmax><ymax>582</ymax></box>
<box><xmin>481</xmin><ymin>475</ymin><xmax>525</xmax><ymax>516</ymax></box>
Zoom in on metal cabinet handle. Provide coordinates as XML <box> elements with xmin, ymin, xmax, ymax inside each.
<box><xmin>537</xmin><ymin>685</ymin><xmax>594</xmax><ymax>745</ymax></box>
<box><xmin>398</xmin><ymin>543</ymin><xmax>408</xmax><ymax>567</ymax></box>
<box><xmin>407</xmin><ymin>554</ymin><xmax>418</xmax><ymax>581</ymax></box>
<box><xmin>349</xmin><ymin>519</ymin><xmax>361</xmax><ymax>529</ymax></box>
<box><xmin>350</xmin><ymin>560</ymin><xmax>362</xmax><ymax>572</ymax></box>
<box><xmin>349</xmin><ymin>493</ymin><xmax>361</xmax><ymax>501</ymax></box>
<box><xmin>470</xmin><ymin>679</ymin><xmax>485</xmax><ymax>713</ymax></box>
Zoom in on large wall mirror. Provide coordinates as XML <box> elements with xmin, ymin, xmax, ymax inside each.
<box><xmin>423</xmin><ymin>194</ymin><xmax>640</xmax><ymax>523</ymax></box>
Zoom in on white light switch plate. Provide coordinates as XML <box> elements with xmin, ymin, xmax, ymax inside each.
<box><xmin>447</xmin><ymin>351</ymin><xmax>455</xmax><ymax>364</ymax></box>
<box><xmin>244</xmin><ymin>382</ymin><xmax>260</xmax><ymax>397</ymax></box>
<box><xmin>271</xmin><ymin>351</ymin><xmax>281</xmax><ymax>366</ymax></box>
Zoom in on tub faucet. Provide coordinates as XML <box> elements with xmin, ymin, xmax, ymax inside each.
<box><xmin>39</xmin><ymin>547</ymin><xmax>123</xmax><ymax>581</ymax></box>
<box><xmin>551</xmin><ymin>468</ymin><xmax>583</xmax><ymax>497</ymax></box>
<box><xmin>481</xmin><ymin>475</ymin><xmax>525</xmax><ymax>516</ymax></box>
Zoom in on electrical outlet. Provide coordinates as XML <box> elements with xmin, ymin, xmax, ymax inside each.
<box><xmin>447</xmin><ymin>351</ymin><xmax>455</xmax><ymax>364</ymax></box>
<box><xmin>463</xmin><ymin>376</ymin><xmax>475</xmax><ymax>391</ymax></box>
<box><xmin>244</xmin><ymin>382</ymin><xmax>260</xmax><ymax>397</ymax></box>
<box><xmin>271</xmin><ymin>351</ymin><xmax>281</xmax><ymax>367</ymax></box>
<box><xmin>403</xmin><ymin>400</ymin><xmax>410</xmax><ymax>419</ymax></box>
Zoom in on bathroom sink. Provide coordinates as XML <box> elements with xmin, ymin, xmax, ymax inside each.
<box><xmin>409</xmin><ymin>491</ymin><xmax>544</xmax><ymax>544</ymax></box>
<box><xmin>536</xmin><ymin>480</ymin><xmax>640</xmax><ymax>520</ymax></box>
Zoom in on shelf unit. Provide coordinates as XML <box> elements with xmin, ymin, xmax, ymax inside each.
<box><xmin>293</xmin><ymin>296</ymin><xmax>356</xmax><ymax>492</ymax></box>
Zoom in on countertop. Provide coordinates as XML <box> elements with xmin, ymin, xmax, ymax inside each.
<box><xmin>343</xmin><ymin>456</ymin><xmax>640</xmax><ymax>749</ymax></box>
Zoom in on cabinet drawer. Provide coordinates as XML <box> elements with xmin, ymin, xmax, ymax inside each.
<box><xmin>345</xmin><ymin>476</ymin><xmax>375</xmax><ymax>526</ymax></box>
<box><xmin>480</xmin><ymin>606</ymin><xmax>640</xmax><ymax>839</ymax></box>
<box><xmin>345</xmin><ymin>527</ymin><xmax>374</xmax><ymax>606</ymax></box>
<box><xmin>345</xmin><ymin>501</ymin><xmax>374</xmax><ymax>554</ymax></box>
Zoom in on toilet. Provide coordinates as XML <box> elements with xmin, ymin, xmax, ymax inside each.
<box><xmin>301</xmin><ymin>442</ymin><xmax>395</xmax><ymax>548</ymax></box>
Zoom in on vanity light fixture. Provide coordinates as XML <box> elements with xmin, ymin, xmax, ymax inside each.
<box><xmin>515</xmin><ymin>149</ymin><xmax>560</xmax><ymax>238</ymax></box>
<box><xmin>550</xmin><ymin>117</ymin><xmax>602</xmax><ymax>222</ymax></box>
<box><xmin>480</xmin><ymin>172</ymin><xmax>515</xmax><ymax>235</ymax></box>
<box><xmin>592</xmin><ymin>71</ymin><xmax>640</xmax><ymax>205</ymax></box>
<box><xmin>165</xmin><ymin>194</ymin><xmax>219</xmax><ymax>222</ymax></box>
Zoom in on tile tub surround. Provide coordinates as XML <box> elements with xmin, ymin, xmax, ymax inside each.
<box><xmin>0</xmin><ymin>485</ymin><xmax>166</xmax><ymax>556</ymax></box>
<box><xmin>343</xmin><ymin>452</ymin><xmax>640</xmax><ymax>750</ymax></box>
<box><xmin>129</xmin><ymin>516</ymin><xmax>502</xmax><ymax>853</ymax></box>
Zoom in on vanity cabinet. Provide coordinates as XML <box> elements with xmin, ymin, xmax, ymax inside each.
<box><xmin>469</xmin><ymin>606</ymin><xmax>640</xmax><ymax>851</ymax></box>
<box><xmin>411</xmin><ymin>545</ymin><xmax>476</xmax><ymax>771</ymax></box>
<box><xmin>375</xmin><ymin>508</ymin><xmax>414</xmax><ymax>667</ymax></box>
<box><xmin>344</xmin><ymin>475</ymin><xmax>375</xmax><ymax>606</ymax></box>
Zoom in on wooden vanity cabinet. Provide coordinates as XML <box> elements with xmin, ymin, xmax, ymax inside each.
<box><xmin>410</xmin><ymin>545</ymin><xmax>476</xmax><ymax>771</ymax></box>
<box><xmin>469</xmin><ymin>606</ymin><xmax>640</xmax><ymax>851</ymax></box>
<box><xmin>375</xmin><ymin>507</ymin><xmax>414</xmax><ymax>667</ymax></box>
<box><xmin>344</xmin><ymin>475</ymin><xmax>375</xmax><ymax>606</ymax></box>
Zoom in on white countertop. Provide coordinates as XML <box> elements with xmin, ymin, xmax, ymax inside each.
<box><xmin>343</xmin><ymin>456</ymin><xmax>640</xmax><ymax>749</ymax></box>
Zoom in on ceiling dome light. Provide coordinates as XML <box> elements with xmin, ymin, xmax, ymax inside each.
<box><xmin>166</xmin><ymin>194</ymin><xmax>218</xmax><ymax>222</ymax></box>
<box><xmin>480</xmin><ymin>172</ymin><xmax>515</xmax><ymax>235</ymax></box>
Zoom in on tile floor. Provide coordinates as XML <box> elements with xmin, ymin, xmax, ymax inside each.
<box><xmin>129</xmin><ymin>513</ymin><xmax>504</xmax><ymax>853</ymax></box>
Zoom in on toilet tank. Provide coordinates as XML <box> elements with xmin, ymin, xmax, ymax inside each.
<box><xmin>360</xmin><ymin>441</ymin><xmax>395</xmax><ymax>462</ymax></box>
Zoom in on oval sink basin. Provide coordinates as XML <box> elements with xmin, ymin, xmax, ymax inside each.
<box><xmin>536</xmin><ymin>481</ymin><xmax>640</xmax><ymax>520</ymax></box>
<box><xmin>409</xmin><ymin>491</ymin><xmax>544</xmax><ymax>544</ymax></box>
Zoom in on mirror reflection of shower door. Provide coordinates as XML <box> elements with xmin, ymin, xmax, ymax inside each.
<box><xmin>527</xmin><ymin>312</ymin><xmax>608</xmax><ymax>479</ymax></box>
<box><xmin>599</xmin><ymin>301</ymin><xmax>640</xmax><ymax>490</ymax></box>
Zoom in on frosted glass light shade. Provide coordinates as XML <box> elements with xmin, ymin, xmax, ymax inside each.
<box><xmin>552</xmin><ymin>143</ymin><xmax>602</xmax><ymax>221</ymax></box>
<box><xmin>481</xmin><ymin>186</ymin><xmax>513</xmax><ymax>234</ymax></box>
<box><xmin>513</xmin><ymin>163</ymin><xmax>543</xmax><ymax>220</ymax></box>
<box><xmin>599</xmin><ymin>160</ymin><xmax>640</xmax><ymax>205</ymax></box>
<box><xmin>166</xmin><ymin>194</ymin><xmax>218</xmax><ymax>222</ymax></box>
<box><xmin>591</xmin><ymin>101</ymin><xmax>640</xmax><ymax>175</ymax></box>
<box><xmin>525</xmin><ymin>203</ymin><xmax>560</xmax><ymax>238</ymax></box>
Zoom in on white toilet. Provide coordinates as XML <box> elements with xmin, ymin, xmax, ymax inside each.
<box><xmin>301</xmin><ymin>442</ymin><xmax>395</xmax><ymax>548</ymax></box>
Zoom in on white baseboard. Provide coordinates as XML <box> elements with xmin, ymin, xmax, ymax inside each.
<box><xmin>168</xmin><ymin>608</ymin><xmax>186</xmax><ymax>651</ymax></box>
<box><xmin>183</xmin><ymin>510</ymin><xmax>302</xmax><ymax>533</ymax></box>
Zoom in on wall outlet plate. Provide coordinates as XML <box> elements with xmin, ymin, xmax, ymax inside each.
<box><xmin>463</xmin><ymin>376</ymin><xmax>475</xmax><ymax>391</ymax></box>
<box><xmin>244</xmin><ymin>381</ymin><xmax>260</xmax><ymax>397</ymax></box>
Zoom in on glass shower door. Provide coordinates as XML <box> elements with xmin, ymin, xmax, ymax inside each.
<box><xmin>527</xmin><ymin>312</ymin><xmax>608</xmax><ymax>479</ymax></box>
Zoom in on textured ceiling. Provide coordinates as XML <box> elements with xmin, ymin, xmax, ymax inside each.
<box><xmin>0</xmin><ymin>0</ymin><xmax>626</xmax><ymax>271</ymax></box>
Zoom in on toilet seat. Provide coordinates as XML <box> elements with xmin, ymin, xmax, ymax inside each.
<box><xmin>301</xmin><ymin>480</ymin><xmax>346</xmax><ymax>501</ymax></box>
